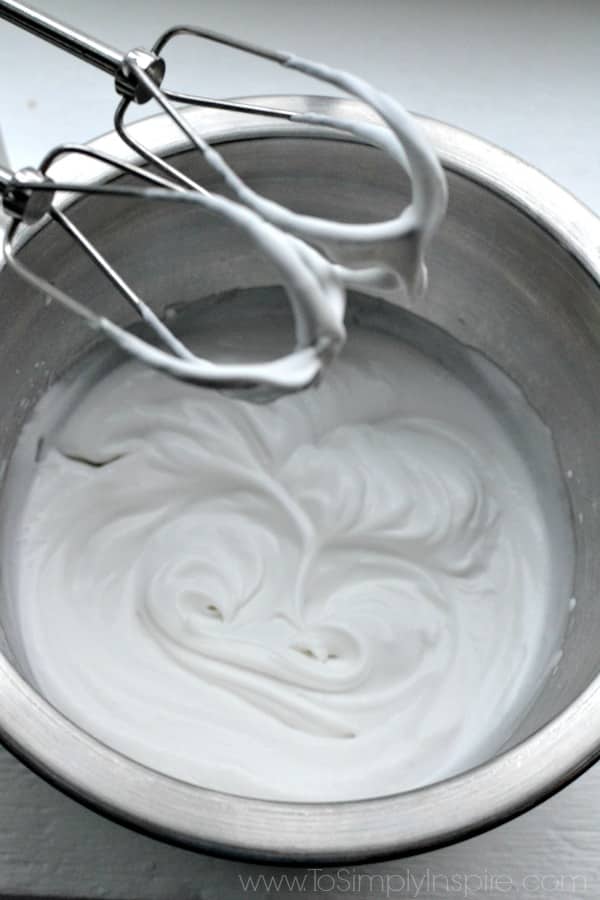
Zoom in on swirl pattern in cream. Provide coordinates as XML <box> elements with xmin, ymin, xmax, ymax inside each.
<box><xmin>14</xmin><ymin>327</ymin><xmax>567</xmax><ymax>800</ymax></box>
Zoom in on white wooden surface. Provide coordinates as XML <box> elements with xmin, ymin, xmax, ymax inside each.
<box><xmin>2</xmin><ymin>2</ymin><xmax>600</xmax><ymax>897</ymax></box>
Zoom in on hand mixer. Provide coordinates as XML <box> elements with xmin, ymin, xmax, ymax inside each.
<box><xmin>0</xmin><ymin>0</ymin><xmax>447</xmax><ymax>395</ymax></box>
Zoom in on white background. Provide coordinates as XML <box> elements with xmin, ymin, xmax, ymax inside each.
<box><xmin>1</xmin><ymin>2</ymin><xmax>600</xmax><ymax>898</ymax></box>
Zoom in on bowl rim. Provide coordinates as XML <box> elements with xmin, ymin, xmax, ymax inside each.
<box><xmin>2</xmin><ymin>94</ymin><xmax>600</xmax><ymax>864</ymax></box>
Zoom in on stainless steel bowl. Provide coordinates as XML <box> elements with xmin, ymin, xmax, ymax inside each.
<box><xmin>1</xmin><ymin>96</ymin><xmax>600</xmax><ymax>864</ymax></box>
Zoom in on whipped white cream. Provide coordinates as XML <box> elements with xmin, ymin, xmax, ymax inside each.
<box><xmin>13</xmin><ymin>325</ymin><xmax>569</xmax><ymax>800</ymax></box>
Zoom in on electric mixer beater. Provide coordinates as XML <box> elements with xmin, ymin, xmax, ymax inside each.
<box><xmin>0</xmin><ymin>0</ymin><xmax>447</xmax><ymax>394</ymax></box>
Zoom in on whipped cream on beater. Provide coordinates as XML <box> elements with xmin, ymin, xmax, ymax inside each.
<box><xmin>14</xmin><ymin>324</ymin><xmax>569</xmax><ymax>800</ymax></box>
<box><xmin>6</xmin><ymin>57</ymin><xmax>446</xmax><ymax>394</ymax></box>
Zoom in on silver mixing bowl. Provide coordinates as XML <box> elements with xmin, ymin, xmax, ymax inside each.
<box><xmin>0</xmin><ymin>96</ymin><xmax>600</xmax><ymax>864</ymax></box>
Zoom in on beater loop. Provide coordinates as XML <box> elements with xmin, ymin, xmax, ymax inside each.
<box><xmin>0</xmin><ymin>0</ymin><xmax>447</xmax><ymax>395</ymax></box>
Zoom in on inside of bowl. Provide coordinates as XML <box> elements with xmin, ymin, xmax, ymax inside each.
<box><xmin>0</xmin><ymin>133</ymin><xmax>598</xmax><ymax>777</ymax></box>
